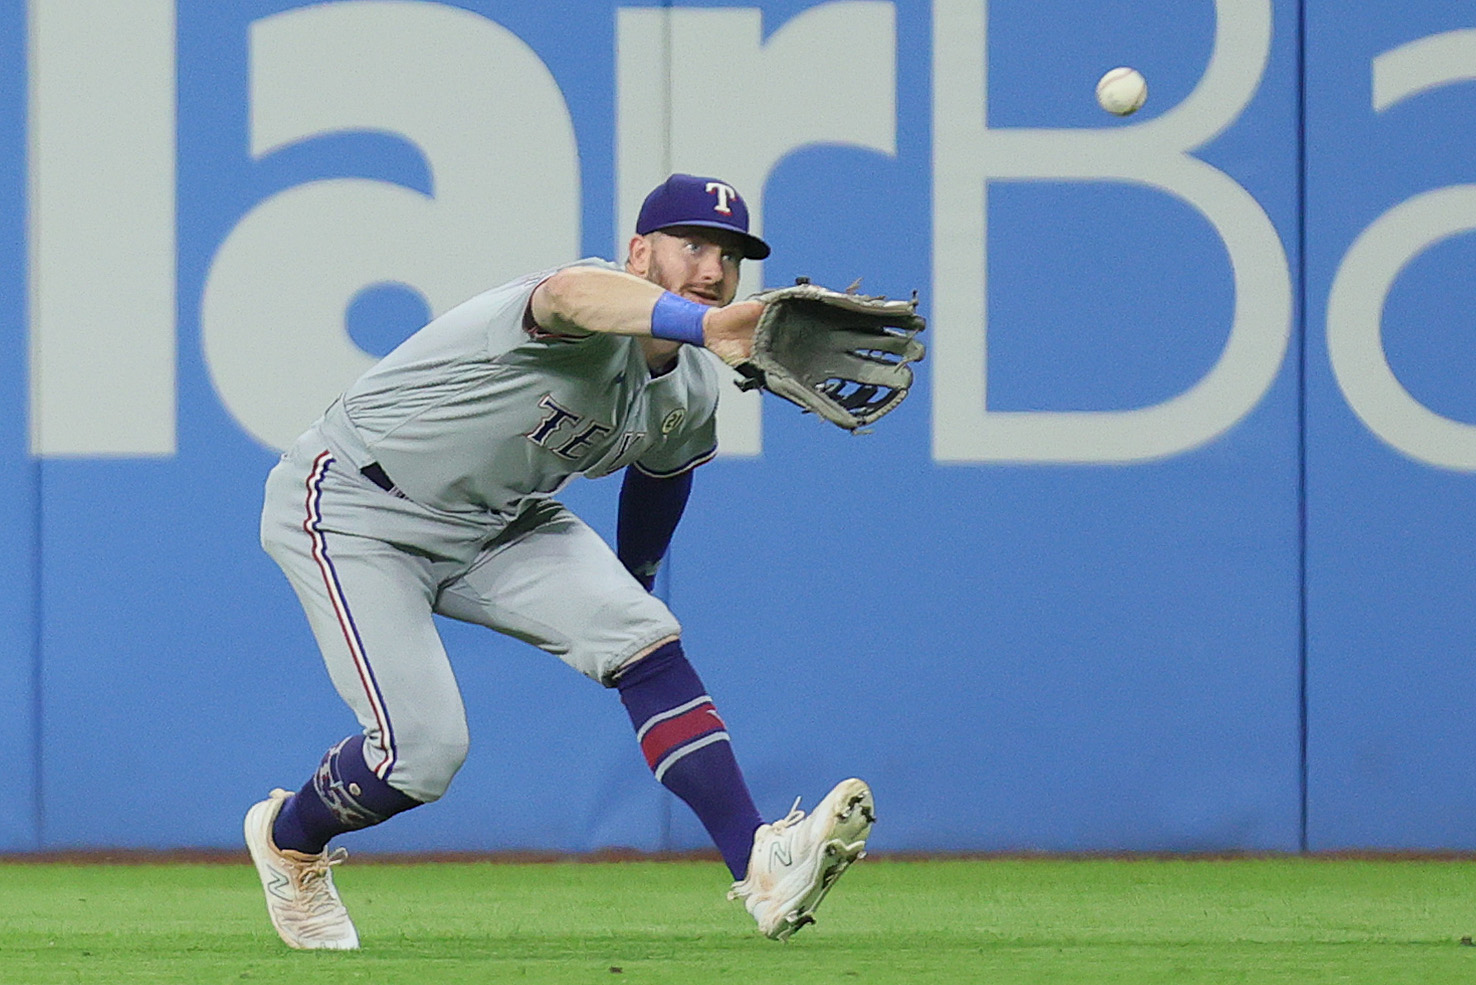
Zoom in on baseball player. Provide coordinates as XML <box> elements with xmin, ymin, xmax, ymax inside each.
<box><xmin>244</xmin><ymin>174</ymin><xmax>875</xmax><ymax>950</ymax></box>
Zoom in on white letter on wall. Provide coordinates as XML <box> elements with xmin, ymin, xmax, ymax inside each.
<box><xmin>29</xmin><ymin>0</ymin><xmax>176</xmax><ymax>455</ymax></box>
<box><xmin>201</xmin><ymin>0</ymin><xmax>579</xmax><ymax>451</ymax></box>
<box><xmin>1326</xmin><ymin>30</ymin><xmax>1476</xmax><ymax>471</ymax></box>
<box><xmin>931</xmin><ymin>0</ymin><xmax>1292</xmax><ymax>463</ymax></box>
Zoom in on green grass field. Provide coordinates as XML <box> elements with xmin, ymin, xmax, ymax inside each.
<box><xmin>2</xmin><ymin>857</ymin><xmax>1475</xmax><ymax>984</ymax></box>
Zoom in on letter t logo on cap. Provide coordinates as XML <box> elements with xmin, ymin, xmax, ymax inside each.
<box><xmin>705</xmin><ymin>181</ymin><xmax>737</xmax><ymax>215</ymax></box>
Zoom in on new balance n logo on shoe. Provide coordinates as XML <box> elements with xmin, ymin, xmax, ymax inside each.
<box><xmin>266</xmin><ymin>869</ymin><xmax>292</xmax><ymax>901</ymax></box>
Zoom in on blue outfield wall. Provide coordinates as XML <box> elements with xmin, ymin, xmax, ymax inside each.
<box><xmin>0</xmin><ymin>0</ymin><xmax>1471</xmax><ymax>853</ymax></box>
<box><xmin>1</xmin><ymin>0</ymin><xmax>37</xmax><ymax>851</ymax></box>
<box><xmin>1303</xmin><ymin>3</ymin><xmax>1476</xmax><ymax>850</ymax></box>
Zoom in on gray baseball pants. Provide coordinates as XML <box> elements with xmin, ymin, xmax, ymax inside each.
<box><xmin>259</xmin><ymin>428</ymin><xmax>681</xmax><ymax>802</ymax></box>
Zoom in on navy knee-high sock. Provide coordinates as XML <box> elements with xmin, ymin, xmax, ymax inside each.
<box><xmin>616</xmin><ymin>640</ymin><xmax>764</xmax><ymax>880</ymax></box>
<box><xmin>272</xmin><ymin>734</ymin><xmax>422</xmax><ymax>855</ymax></box>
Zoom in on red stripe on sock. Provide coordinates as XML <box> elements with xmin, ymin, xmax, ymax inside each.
<box><xmin>640</xmin><ymin>703</ymin><xmax>726</xmax><ymax>770</ymax></box>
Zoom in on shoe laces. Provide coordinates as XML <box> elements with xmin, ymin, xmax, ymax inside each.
<box><xmin>292</xmin><ymin>848</ymin><xmax>349</xmax><ymax>915</ymax></box>
<box><xmin>729</xmin><ymin>797</ymin><xmax>810</xmax><ymax>901</ymax></box>
<box><xmin>769</xmin><ymin>797</ymin><xmax>806</xmax><ymax>834</ymax></box>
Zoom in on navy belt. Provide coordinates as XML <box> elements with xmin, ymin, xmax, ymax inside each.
<box><xmin>360</xmin><ymin>462</ymin><xmax>407</xmax><ymax>498</ymax></box>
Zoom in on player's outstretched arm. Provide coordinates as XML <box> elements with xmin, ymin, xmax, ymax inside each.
<box><xmin>530</xmin><ymin>266</ymin><xmax>762</xmax><ymax>364</ymax></box>
<box><xmin>530</xmin><ymin>266</ymin><xmax>665</xmax><ymax>338</ymax></box>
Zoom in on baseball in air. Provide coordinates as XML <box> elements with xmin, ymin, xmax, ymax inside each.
<box><xmin>1096</xmin><ymin>67</ymin><xmax>1148</xmax><ymax>116</ymax></box>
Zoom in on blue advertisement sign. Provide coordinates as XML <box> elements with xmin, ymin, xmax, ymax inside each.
<box><xmin>1</xmin><ymin>0</ymin><xmax>1470</xmax><ymax>855</ymax></box>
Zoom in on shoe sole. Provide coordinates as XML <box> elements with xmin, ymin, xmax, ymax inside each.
<box><xmin>775</xmin><ymin>778</ymin><xmax>875</xmax><ymax>941</ymax></box>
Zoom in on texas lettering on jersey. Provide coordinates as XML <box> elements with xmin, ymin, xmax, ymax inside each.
<box><xmin>526</xmin><ymin>393</ymin><xmax>646</xmax><ymax>468</ymax></box>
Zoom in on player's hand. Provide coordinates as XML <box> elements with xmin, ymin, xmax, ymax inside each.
<box><xmin>702</xmin><ymin>299</ymin><xmax>763</xmax><ymax>367</ymax></box>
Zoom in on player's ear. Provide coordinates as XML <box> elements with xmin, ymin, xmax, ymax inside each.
<box><xmin>626</xmin><ymin>233</ymin><xmax>651</xmax><ymax>277</ymax></box>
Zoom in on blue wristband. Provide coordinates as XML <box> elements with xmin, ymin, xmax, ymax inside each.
<box><xmin>650</xmin><ymin>292</ymin><xmax>708</xmax><ymax>346</ymax></box>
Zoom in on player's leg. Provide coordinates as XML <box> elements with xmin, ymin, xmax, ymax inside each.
<box><xmin>612</xmin><ymin>638</ymin><xmax>764</xmax><ymax>878</ymax></box>
<box><xmin>262</xmin><ymin>449</ymin><xmax>474</xmax><ymax>826</ymax></box>
<box><xmin>250</xmin><ymin>445</ymin><xmax>471</xmax><ymax>948</ymax></box>
<box><xmin>618</xmin><ymin>641</ymin><xmax>875</xmax><ymax>940</ymax></box>
<box><xmin>433</xmin><ymin>500</ymin><xmax>763</xmax><ymax>878</ymax></box>
<box><xmin>439</xmin><ymin>500</ymin><xmax>875</xmax><ymax>939</ymax></box>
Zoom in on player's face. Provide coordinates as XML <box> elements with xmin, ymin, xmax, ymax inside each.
<box><xmin>637</xmin><ymin>228</ymin><xmax>744</xmax><ymax>306</ymax></box>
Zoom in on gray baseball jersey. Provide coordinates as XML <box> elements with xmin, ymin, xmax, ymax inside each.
<box><xmin>319</xmin><ymin>257</ymin><xmax>720</xmax><ymax>518</ymax></box>
<box><xmin>259</xmin><ymin>258</ymin><xmax>720</xmax><ymax>801</ymax></box>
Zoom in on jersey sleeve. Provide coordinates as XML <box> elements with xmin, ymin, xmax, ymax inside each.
<box><xmin>495</xmin><ymin>257</ymin><xmax>625</xmax><ymax>351</ymax></box>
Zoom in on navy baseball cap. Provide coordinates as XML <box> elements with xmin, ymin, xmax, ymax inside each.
<box><xmin>636</xmin><ymin>173</ymin><xmax>771</xmax><ymax>260</ymax></box>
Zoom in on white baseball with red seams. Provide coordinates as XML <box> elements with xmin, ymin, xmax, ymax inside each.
<box><xmin>1096</xmin><ymin>66</ymin><xmax>1148</xmax><ymax>116</ymax></box>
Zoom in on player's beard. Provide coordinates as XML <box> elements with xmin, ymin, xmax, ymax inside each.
<box><xmin>646</xmin><ymin>257</ymin><xmax>730</xmax><ymax>308</ymax></box>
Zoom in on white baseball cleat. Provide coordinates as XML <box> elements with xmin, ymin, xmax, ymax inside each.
<box><xmin>243</xmin><ymin>788</ymin><xmax>360</xmax><ymax>950</ymax></box>
<box><xmin>728</xmin><ymin>777</ymin><xmax>875</xmax><ymax>941</ymax></box>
